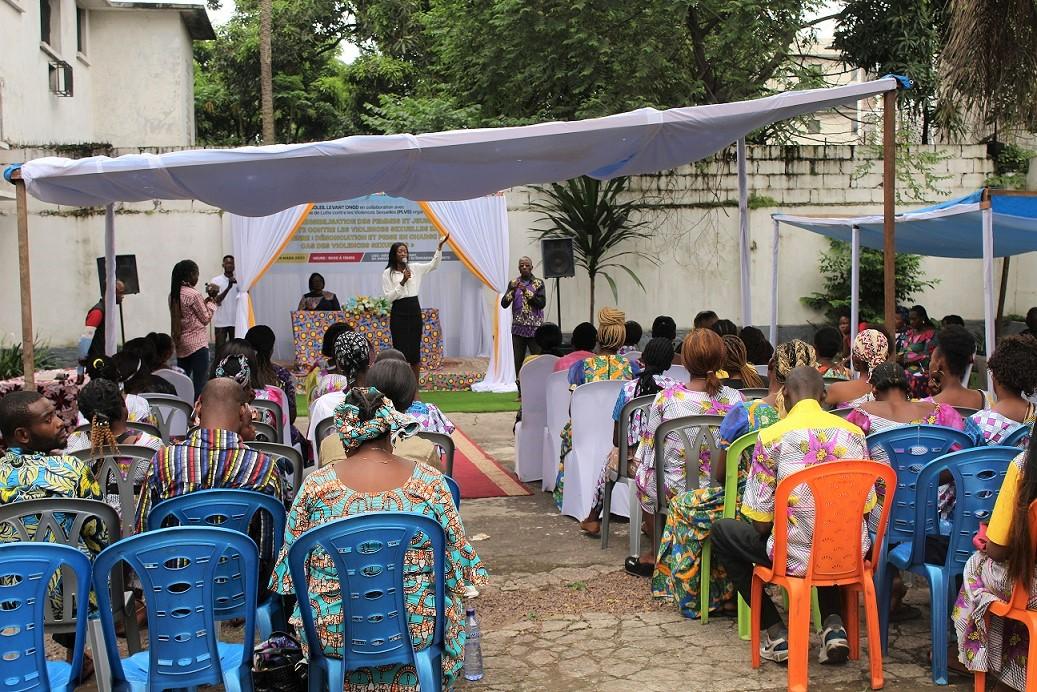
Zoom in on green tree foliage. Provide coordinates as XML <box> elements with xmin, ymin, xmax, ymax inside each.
<box><xmin>531</xmin><ymin>177</ymin><xmax>656</xmax><ymax>321</ymax></box>
<box><xmin>801</xmin><ymin>240</ymin><xmax>939</xmax><ymax>323</ymax></box>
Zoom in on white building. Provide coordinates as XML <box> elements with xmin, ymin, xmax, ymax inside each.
<box><xmin>0</xmin><ymin>0</ymin><xmax>213</xmax><ymax>148</ymax></box>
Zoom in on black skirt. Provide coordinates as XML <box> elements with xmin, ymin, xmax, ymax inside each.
<box><xmin>390</xmin><ymin>296</ymin><xmax>422</xmax><ymax>364</ymax></box>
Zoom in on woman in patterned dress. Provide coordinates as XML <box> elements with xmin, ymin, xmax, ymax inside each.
<box><xmin>898</xmin><ymin>305</ymin><xmax>937</xmax><ymax>398</ymax></box>
<box><xmin>212</xmin><ymin>340</ymin><xmax>292</xmax><ymax>444</ymax></box>
<box><xmin>579</xmin><ymin>337</ymin><xmax>677</xmax><ymax>536</ymax></box>
<box><xmin>553</xmin><ymin>307</ymin><xmax>636</xmax><ymax>509</ymax></box>
<box><xmin>271</xmin><ymin>387</ymin><xmax>487</xmax><ymax>690</ymax></box>
<box><xmin>825</xmin><ymin>328</ymin><xmax>890</xmax><ymax>409</ymax></box>
<box><xmin>969</xmin><ymin>335</ymin><xmax>1037</xmax><ymax>446</ymax></box>
<box><xmin>926</xmin><ymin>324</ymin><xmax>991</xmax><ymax>411</ymax></box>
<box><xmin>625</xmin><ymin>329</ymin><xmax>743</xmax><ymax>577</ymax></box>
<box><xmin>305</xmin><ymin>322</ymin><xmax>355</xmax><ymax>402</ymax></box>
<box><xmin>952</xmin><ymin>433</ymin><xmax>1037</xmax><ymax>691</ymax></box>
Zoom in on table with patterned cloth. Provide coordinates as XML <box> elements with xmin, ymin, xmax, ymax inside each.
<box><xmin>291</xmin><ymin>310</ymin><xmax>443</xmax><ymax>370</ymax></box>
<box><xmin>0</xmin><ymin>370</ymin><xmax>81</xmax><ymax>432</ymax></box>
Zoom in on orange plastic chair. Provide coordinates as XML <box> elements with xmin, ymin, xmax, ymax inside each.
<box><xmin>750</xmin><ymin>460</ymin><xmax>895</xmax><ymax>692</ymax></box>
<box><xmin>973</xmin><ymin>499</ymin><xmax>1037</xmax><ymax>692</ymax></box>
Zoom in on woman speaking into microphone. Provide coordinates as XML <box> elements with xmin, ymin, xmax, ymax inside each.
<box><xmin>382</xmin><ymin>233</ymin><xmax>450</xmax><ymax>383</ymax></box>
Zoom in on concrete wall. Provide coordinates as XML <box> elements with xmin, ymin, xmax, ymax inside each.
<box><xmin>0</xmin><ymin>0</ymin><xmax>197</xmax><ymax>147</ymax></box>
<box><xmin>4</xmin><ymin>142</ymin><xmax>1032</xmax><ymax>350</ymax></box>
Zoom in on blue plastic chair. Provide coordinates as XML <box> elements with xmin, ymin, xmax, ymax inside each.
<box><xmin>444</xmin><ymin>475</ymin><xmax>461</xmax><ymax>509</ymax></box>
<box><xmin>883</xmin><ymin>446</ymin><xmax>1017</xmax><ymax>685</ymax></box>
<box><xmin>1002</xmin><ymin>423</ymin><xmax>1032</xmax><ymax>449</ymax></box>
<box><xmin>866</xmin><ymin>424</ymin><xmax>974</xmax><ymax>651</ymax></box>
<box><xmin>0</xmin><ymin>543</ymin><xmax>91</xmax><ymax>692</ymax></box>
<box><xmin>287</xmin><ymin>512</ymin><xmax>447</xmax><ymax>692</ymax></box>
<box><xmin>147</xmin><ymin>488</ymin><xmax>287</xmax><ymax>640</ymax></box>
<box><xmin>92</xmin><ymin>526</ymin><xmax>259</xmax><ymax>692</ymax></box>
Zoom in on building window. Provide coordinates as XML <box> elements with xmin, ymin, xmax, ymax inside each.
<box><xmin>76</xmin><ymin>6</ymin><xmax>87</xmax><ymax>55</ymax></box>
<box><xmin>39</xmin><ymin>0</ymin><xmax>60</xmax><ymax>51</ymax></box>
<box><xmin>806</xmin><ymin>118</ymin><xmax>822</xmax><ymax>135</ymax></box>
<box><xmin>40</xmin><ymin>0</ymin><xmax>51</xmax><ymax>44</ymax></box>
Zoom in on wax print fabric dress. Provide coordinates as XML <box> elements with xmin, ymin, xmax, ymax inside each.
<box><xmin>652</xmin><ymin>398</ymin><xmax>778</xmax><ymax>618</ymax></box>
<box><xmin>970</xmin><ymin>404</ymin><xmax>1036</xmax><ymax>447</ymax></box>
<box><xmin>553</xmin><ymin>354</ymin><xmax>633</xmax><ymax>509</ymax></box>
<box><xmin>407</xmin><ymin>401</ymin><xmax>455</xmax><ymax>435</ymax></box>
<box><xmin>953</xmin><ymin>453</ymin><xmax>1033</xmax><ymax>691</ymax></box>
<box><xmin>901</xmin><ymin>326</ymin><xmax>936</xmax><ymax>398</ymax></box>
<box><xmin>270</xmin><ymin>463</ymin><xmax>488</xmax><ymax>690</ymax></box>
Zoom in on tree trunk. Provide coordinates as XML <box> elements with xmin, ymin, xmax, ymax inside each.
<box><xmin>588</xmin><ymin>273</ymin><xmax>595</xmax><ymax>323</ymax></box>
<box><xmin>259</xmin><ymin>0</ymin><xmax>275</xmax><ymax>144</ymax></box>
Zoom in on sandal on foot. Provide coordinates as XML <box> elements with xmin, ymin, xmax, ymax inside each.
<box><xmin>623</xmin><ymin>556</ymin><xmax>654</xmax><ymax>578</ymax></box>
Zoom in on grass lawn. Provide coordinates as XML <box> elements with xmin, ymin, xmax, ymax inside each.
<box><xmin>297</xmin><ymin>390</ymin><xmax>519</xmax><ymax>414</ymax></box>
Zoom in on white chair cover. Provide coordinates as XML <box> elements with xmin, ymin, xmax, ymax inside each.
<box><xmin>561</xmin><ymin>379</ymin><xmax>626</xmax><ymax>520</ymax></box>
<box><xmin>542</xmin><ymin>370</ymin><xmax>571</xmax><ymax>491</ymax></box>
<box><xmin>154</xmin><ymin>369</ymin><xmax>195</xmax><ymax>405</ymax></box>
<box><xmin>514</xmin><ymin>355</ymin><xmax>559</xmax><ymax>482</ymax></box>
<box><xmin>666</xmin><ymin>364</ymin><xmax>691</xmax><ymax>384</ymax></box>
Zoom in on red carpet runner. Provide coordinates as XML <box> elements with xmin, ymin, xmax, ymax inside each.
<box><xmin>450</xmin><ymin>427</ymin><xmax>531</xmax><ymax>499</ymax></box>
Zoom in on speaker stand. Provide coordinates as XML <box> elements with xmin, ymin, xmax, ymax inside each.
<box><xmin>555</xmin><ymin>277</ymin><xmax>562</xmax><ymax>333</ymax></box>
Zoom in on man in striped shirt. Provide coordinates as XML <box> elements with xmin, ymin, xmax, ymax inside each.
<box><xmin>135</xmin><ymin>379</ymin><xmax>285</xmax><ymax>546</ymax></box>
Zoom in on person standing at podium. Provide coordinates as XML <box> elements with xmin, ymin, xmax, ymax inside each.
<box><xmin>382</xmin><ymin>234</ymin><xmax>450</xmax><ymax>384</ymax></box>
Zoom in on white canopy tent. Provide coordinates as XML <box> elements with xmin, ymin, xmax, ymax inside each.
<box><xmin>6</xmin><ymin>76</ymin><xmax>904</xmax><ymax>385</ymax></box>
<box><xmin>772</xmin><ymin>189</ymin><xmax>1037</xmax><ymax>364</ymax></box>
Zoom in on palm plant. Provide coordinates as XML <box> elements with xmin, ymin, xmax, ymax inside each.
<box><xmin>531</xmin><ymin>176</ymin><xmax>655</xmax><ymax>321</ymax></box>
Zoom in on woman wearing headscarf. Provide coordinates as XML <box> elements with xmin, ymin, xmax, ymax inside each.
<box><xmin>826</xmin><ymin>328</ymin><xmax>890</xmax><ymax>408</ymax></box>
<box><xmin>212</xmin><ymin>339</ymin><xmax>291</xmax><ymax>444</ymax></box>
<box><xmin>553</xmin><ymin>307</ymin><xmax>639</xmax><ymax>510</ymax></box>
<box><xmin>271</xmin><ymin>387</ymin><xmax>487</xmax><ymax>689</ymax></box>
<box><xmin>626</xmin><ymin>329</ymin><xmax>744</xmax><ymax>579</ymax></box>
<box><xmin>306</xmin><ymin>331</ymin><xmax>372</xmax><ymax>447</ymax></box>
<box><xmin>306</xmin><ymin>323</ymin><xmax>355</xmax><ymax>401</ymax></box>
<box><xmin>646</xmin><ymin>340</ymin><xmax>815</xmax><ymax>611</ymax></box>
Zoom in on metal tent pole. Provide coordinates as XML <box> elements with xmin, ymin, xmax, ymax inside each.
<box><xmin>982</xmin><ymin>201</ymin><xmax>996</xmax><ymax>373</ymax></box>
<box><xmin>737</xmin><ymin>137</ymin><xmax>751</xmax><ymax>328</ymax></box>
<box><xmin>770</xmin><ymin>218</ymin><xmax>779</xmax><ymax>347</ymax></box>
<box><xmin>851</xmin><ymin>224</ymin><xmax>861</xmax><ymax>373</ymax></box>
<box><xmin>882</xmin><ymin>90</ymin><xmax>897</xmax><ymax>329</ymax></box>
<box><xmin>104</xmin><ymin>204</ymin><xmax>118</xmax><ymax>356</ymax></box>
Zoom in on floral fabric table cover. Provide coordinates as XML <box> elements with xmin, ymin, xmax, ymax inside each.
<box><xmin>291</xmin><ymin>309</ymin><xmax>443</xmax><ymax>370</ymax></box>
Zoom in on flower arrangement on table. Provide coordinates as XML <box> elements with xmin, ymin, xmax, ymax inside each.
<box><xmin>342</xmin><ymin>295</ymin><xmax>391</xmax><ymax>318</ymax></box>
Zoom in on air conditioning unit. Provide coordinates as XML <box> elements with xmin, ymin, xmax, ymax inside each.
<box><xmin>48</xmin><ymin>60</ymin><xmax>73</xmax><ymax>97</ymax></box>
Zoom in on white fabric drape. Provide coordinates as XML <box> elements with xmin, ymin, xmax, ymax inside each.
<box><xmin>231</xmin><ymin>203</ymin><xmax>312</xmax><ymax>334</ymax></box>
<box><xmin>422</xmin><ymin>196</ymin><xmax>516</xmax><ymax>392</ymax></box>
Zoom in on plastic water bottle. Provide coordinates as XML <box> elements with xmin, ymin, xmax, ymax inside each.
<box><xmin>463</xmin><ymin>608</ymin><xmax>484</xmax><ymax>681</ymax></box>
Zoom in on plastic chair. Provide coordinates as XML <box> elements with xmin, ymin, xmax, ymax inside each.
<box><xmin>601</xmin><ymin>394</ymin><xmax>654</xmax><ymax>555</ymax></box>
<box><xmin>652</xmin><ymin>414</ymin><xmax>725</xmax><ymax>555</ymax></box>
<box><xmin>738</xmin><ymin>388</ymin><xmax>769</xmax><ymax>400</ymax></box>
<box><xmin>416</xmin><ymin>431</ymin><xmax>456</xmax><ymax>477</ymax></box>
<box><xmin>246</xmin><ymin>440</ymin><xmax>304</xmax><ymax>495</ymax></box>
<box><xmin>70</xmin><ymin>444</ymin><xmax>159</xmax><ymax>538</ymax></box>
<box><xmin>750</xmin><ymin>460</ymin><xmax>896</xmax><ymax>692</ymax></box>
<box><xmin>866</xmin><ymin>424</ymin><xmax>975</xmax><ymax>652</ymax></box>
<box><xmin>444</xmin><ymin>475</ymin><xmax>461</xmax><ymax>509</ymax></box>
<box><xmin>726</xmin><ymin>431</ymin><xmax>760</xmax><ymax>639</ymax></box>
<box><xmin>73</xmin><ymin>420</ymin><xmax>163</xmax><ymax>439</ymax></box>
<box><xmin>562</xmin><ymin>379</ymin><xmax>627</xmax><ymax>520</ymax></box>
<box><xmin>251</xmin><ymin>398</ymin><xmax>286</xmax><ymax>443</ymax></box>
<box><xmin>1002</xmin><ymin>422</ymin><xmax>1032</xmax><ymax>449</ymax></box>
<box><xmin>92</xmin><ymin>526</ymin><xmax>259</xmax><ymax>692</ymax></box>
<box><xmin>666</xmin><ymin>364</ymin><xmax>691</xmax><ymax>384</ymax></box>
<box><xmin>287</xmin><ymin>512</ymin><xmax>447</xmax><ymax>692</ymax></box>
<box><xmin>251</xmin><ymin>419</ymin><xmax>280</xmax><ymax>444</ymax></box>
<box><xmin>147</xmin><ymin>488</ymin><xmax>287</xmax><ymax>641</ymax></box>
<box><xmin>973</xmin><ymin>499</ymin><xmax>1037</xmax><ymax>692</ymax></box>
<box><xmin>542</xmin><ymin>370</ymin><xmax>571</xmax><ymax>491</ymax></box>
<box><xmin>0</xmin><ymin>543</ymin><xmax>91</xmax><ymax>692</ymax></box>
<box><xmin>140</xmin><ymin>392</ymin><xmax>193</xmax><ymax>440</ymax></box>
<box><xmin>314</xmin><ymin>415</ymin><xmax>337</xmax><ymax>448</ymax></box>
<box><xmin>884</xmin><ymin>446</ymin><xmax>1016</xmax><ymax>685</ymax></box>
<box><xmin>515</xmin><ymin>354</ymin><xmax>558</xmax><ymax>482</ymax></box>
<box><xmin>153</xmin><ymin>368</ymin><xmax>195</xmax><ymax>404</ymax></box>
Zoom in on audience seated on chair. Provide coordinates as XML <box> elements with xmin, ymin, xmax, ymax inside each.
<box><xmin>320</xmin><ymin>359</ymin><xmax>440</xmax><ymax>470</ymax></box>
<box><xmin>712</xmin><ymin>367</ymin><xmax>870</xmax><ymax>665</ymax></box>
<box><xmin>271</xmin><ymin>386</ymin><xmax>487</xmax><ymax>689</ymax></box>
<box><xmin>899</xmin><ymin>305</ymin><xmax>938</xmax><ymax>399</ymax></box>
<box><xmin>246</xmin><ymin>324</ymin><xmax>310</xmax><ymax>461</ymax></box>
<box><xmin>720</xmin><ymin>334</ymin><xmax>765</xmax><ymax>390</ymax></box>
<box><xmin>374</xmin><ymin>349</ymin><xmax>455</xmax><ymax>435</ymax></box>
<box><xmin>968</xmin><ymin>335</ymin><xmax>1037</xmax><ymax>445</ymax></box>
<box><xmin>134</xmin><ymin>378</ymin><xmax>285</xmax><ymax>536</ymax></box>
<box><xmin>531</xmin><ymin>323</ymin><xmax>566</xmax><ymax>360</ymax></box>
<box><xmin>305</xmin><ymin>322</ymin><xmax>355</xmax><ymax>401</ymax></box>
<box><xmin>624</xmin><ymin>328</ymin><xmax>744</xmax><ymax>577</ymax></box>
<box><xmin>814</xmin><ymin>326</ymin><xmax>851</xmax><ymax>381</ymax></box>
<box><xmin>308</xmin><ymin>332</ymin><xmax>372</xmax><ymax>443</ymax></box>
<box><xmin>925</xmin><ymin>324</ymin><xmax>989</xmax><ymax>410</ymax></box>
<box><xmin>553</xmin><ymin>321</ymin><xmax>598</xmax><ymax>373</ymax></box>
<box><xmin>825</xmin><ymin>328</ymin><xmax>890</xmax><ymax>409</ymax></box>
<box><xmin>618</xmin><ymin>320</ymin><xmax>643</xmax><ymax>357</ymax></box>
<box><xmin>81</xmin><ymin>355</ymin><xmax>157</xmax><ymax>426</ymax></box>
<box><xmin>580</xmin><ymin>337</ymin><xmax>677</xmax><ymax>536</ymax></box>
<box><xmin>953</xmin><ymin>434</ymin><xmax>1037</xmax><ymax>691</ymax></box>
<box><xmin>740</xmin><ymin>326</ymin><xmax>774</xmax><ymax>368</ymax></box>
<box><xmin>0</xmin><ymin>391</ymin><xmax>109</xmax><ymax>659</ymax></box>
<box><xmin>650</xmin><ymin>315</ymin><xmax>682</xmax><ymax>365</ymax></box>
<box><xmin>212</xmin><ymin>339</ymin><xmax>291</xmax><ymax>443</ymax></box>
<box><xmin>65</xmin><ymin>379</ymin><xmax>164</xmax><ymax>512</ymax></box>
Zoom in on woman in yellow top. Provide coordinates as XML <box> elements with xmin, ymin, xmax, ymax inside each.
<box><xmin>953</xmin><ymin>434</ymin><xmax>1037</xmax><ymax>690</ymax></box>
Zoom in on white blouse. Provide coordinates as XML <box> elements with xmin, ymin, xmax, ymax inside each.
<box><xmin>381</xmin><ymin>249</ymin><xmax>442</xmax><ymax>302</ymax></box>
